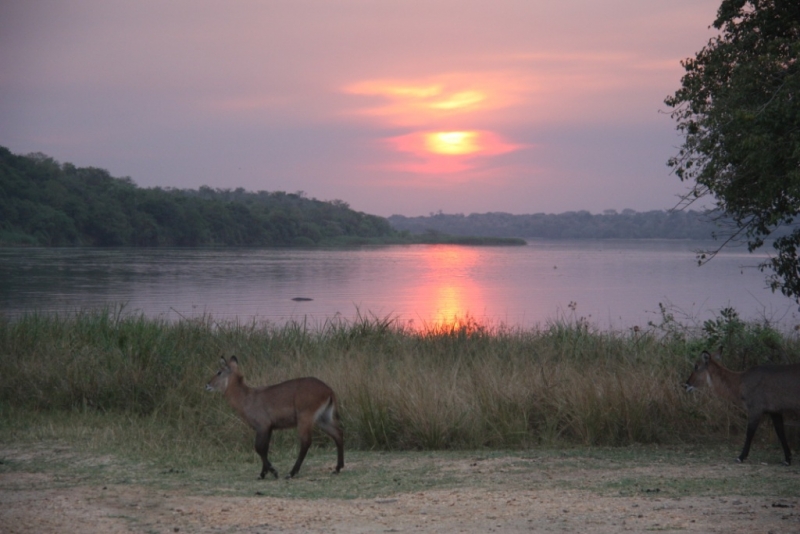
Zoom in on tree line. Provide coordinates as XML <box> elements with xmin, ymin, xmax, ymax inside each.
<box><xmin>388</xmin><ymin>209</ymin><xmax>725</xmax><ymax>240</ymax></box>
<box><xmin>0</xmin><ymin>147</ymin><xmax>396</xmax><ymax>247</ymax></box>
<box><xmin>1</xmin><ymin>146</ymin><xmax>732</xmax><ymax>248</ymax></box>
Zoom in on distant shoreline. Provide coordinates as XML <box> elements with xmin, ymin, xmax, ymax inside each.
<box><xmin>0</xmin><ymin>235</ymin><xmax>527</xmax><ymax>248</ymax></box>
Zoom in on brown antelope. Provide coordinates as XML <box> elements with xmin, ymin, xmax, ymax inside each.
<box><xmin>685</xmin><ymin>350</ymin><xmax>800</xmax><ymax>465</ymax></box>
<box><xmin>205</xmin><ymin>356</ymin><xmax>344</xmax><ymax>479</ymax></box>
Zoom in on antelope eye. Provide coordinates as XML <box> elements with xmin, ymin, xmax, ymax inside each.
<box><xmin>217</xmin><ymin>371</ymin><xmax>221</xmax><ymax>376</ymax></box>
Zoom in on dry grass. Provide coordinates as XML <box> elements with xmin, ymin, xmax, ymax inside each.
<box><xmin>0</xmin><ymin>308</ymin><xmax>796</xmax><ymax>458</ymax></box>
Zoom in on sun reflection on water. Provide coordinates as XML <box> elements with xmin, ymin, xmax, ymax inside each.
<box><xmin>413</xmin><ymin>245</ymin><xmax>486</xmax><ymax>332</ymax></box>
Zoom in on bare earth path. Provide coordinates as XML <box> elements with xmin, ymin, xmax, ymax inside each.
<box><xmin>1</xmin><ymin>446</ymin><xmax>799</xmax><ymax>533</ymax></box>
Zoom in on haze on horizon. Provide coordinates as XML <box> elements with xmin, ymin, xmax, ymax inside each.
<box><xmin>0</xmin><ymin>1</ymin><xmax>720</xmax><ymax>217</ymax></box>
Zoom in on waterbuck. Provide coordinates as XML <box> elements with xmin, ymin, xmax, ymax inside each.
<box><xmin>685</xmin><ymin>350</ymin><xmax>800</xmax><ymax>465</ymax></box>
<box><xmin>205</xmin><ymin>356</ymin><xmax>344</xmax><ymax>479</ymax></box>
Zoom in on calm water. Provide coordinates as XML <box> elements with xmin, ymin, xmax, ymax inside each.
<box><xmin>1</xmin><ymin>241</ymin><xmax>796</xmax><ymax>331</ymax></box>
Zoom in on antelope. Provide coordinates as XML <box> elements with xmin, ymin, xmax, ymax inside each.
<box><xmin>685</xmin><ymin>350</ymin><xmax>800</xmax><ymax>465</ymax></box>
<box><xmin>205</xmin><ymin>356</ymin><xmax>344</xmax><ymax>479</ymax></box>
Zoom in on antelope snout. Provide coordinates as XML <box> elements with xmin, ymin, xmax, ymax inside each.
<box><xmin>205</xmin><ymin>384</ymin><xmax>214</xmax><ymax>392</ymax></box>
<box><xmin>684</xmin><ymin>383</ymin><xmax>696</xmax><ymax>392</ymax></box>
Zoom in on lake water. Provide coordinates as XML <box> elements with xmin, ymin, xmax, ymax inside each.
<box><xmin>1</xmin><ymin>241</ymin><xmax>797</xmax><ymax>331</ymax></box>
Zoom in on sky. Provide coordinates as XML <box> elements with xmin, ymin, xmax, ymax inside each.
<box><xmin>0</xmin><ymin>0</ymin><xmax>721</xmax><ymax>217</ymax></box>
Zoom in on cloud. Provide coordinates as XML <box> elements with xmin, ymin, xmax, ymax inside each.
<box><xmin>343</xmin><ymin>73</ymin><xmax>527</xmax><ymax>127</ymax></box>
<box><xmin>343</xmin><ymin>73</ymin><xmax>530</xmax><ymax>176</ymax></box>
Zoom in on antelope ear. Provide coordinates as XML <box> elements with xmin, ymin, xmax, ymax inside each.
<box><xmin>701</xmin><ymin>351</ymin><xmax>711</xmax><ymax>364</ymax></box>
<box><xmin>711</xmin><ymin>349</ymin><xmax>722</xmax><ymax>362</ymax></box>
<box><xmin>229</xmin><ymin>356</ymin><xmax>239</xmax><ymax>370</ymax></box>
<box><xmin>218</xmin><ymin>357</ymin><xmax>228</xmax><ymax>369</ymax></box>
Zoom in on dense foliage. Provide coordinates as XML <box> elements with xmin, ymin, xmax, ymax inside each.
<box><xmin>665</xmin><ymin>0</ymin><xmax>800</xmax><ymax>297</ymax></box>
<box><xmin>389</xmin><ymin>209</ymin><xmax>721</xmax><ymax>240</ymax></box>
<box><xmin>0</xmin><ymin>147</ymin><xmax>395</xmax><ymax>247</ymax></box>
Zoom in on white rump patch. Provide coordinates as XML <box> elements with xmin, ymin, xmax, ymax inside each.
<box><xmin>313</xmin><ymin>397</ymin><xmax>335</xmax><ymax>424</ymax></box>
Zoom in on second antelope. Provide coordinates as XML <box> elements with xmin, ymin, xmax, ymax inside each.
<box><xmin>685</xmin><ymin>350</ymin><xmax>800</xmax><ymax>465</ymax></box>
<box><xmin>206</xmin><ymin>356</ymin><xmax>344</xmax><ymax>479</ymax></box>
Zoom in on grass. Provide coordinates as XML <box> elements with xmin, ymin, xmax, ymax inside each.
<box><xmin>1</xmin><ymin>305</ymin><xmax>799</xmax><ymax>479</ymax></box>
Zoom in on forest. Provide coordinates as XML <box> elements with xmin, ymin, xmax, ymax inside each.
<box><xmin>389</xmin><ymin>209</ymin><xmax>725</xmax><ymax>240</ymax></box>
<box><xmin>0</xmin><ymin>147</ymin><xmax>401</xmax><ymax>247</ymax></box>
<box><xmin>1</xmin><ymin>146</ymin><xmax>724</xmax><ymax>247</ymax></box>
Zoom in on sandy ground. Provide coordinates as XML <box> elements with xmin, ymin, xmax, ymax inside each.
<box><xmin>1</xmin><ymin>468</ymin><xmax>799</xmax><ymax>534</ymax></box>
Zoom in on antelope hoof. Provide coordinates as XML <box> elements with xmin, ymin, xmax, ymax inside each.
<box><xmin>260</xmin><ymin>468</ymin><xmax>279</xmax><ymax>479</ymax></box>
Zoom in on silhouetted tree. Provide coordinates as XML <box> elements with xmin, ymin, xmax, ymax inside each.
<box><xmin>665</xmin><ymin>0</ymin><xmax>800</xmax><ymax>298</ymax></box>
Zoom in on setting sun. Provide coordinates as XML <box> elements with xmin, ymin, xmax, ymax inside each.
<box><xmin>386</xmin><ymin>130</ymin><xmax>522</xmax><ymax>173</ymax></box>
<box><xmin>344</xmin><ymin>75</ymin><xmax>527</xmax><ymax>173</ymax></box>
<box><xmin>425</xmin><ymin>131</ymin><xmax>479</xmax><ymax>155</ymax></box>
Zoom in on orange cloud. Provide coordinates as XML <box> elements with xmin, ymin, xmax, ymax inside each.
<box><xmin>345</xmin><ymin>74</ymin><xmax>528</xmax><ymax>176</ymax></box>
<box><xmin>343</xmin><ymin>74</ymin><xmax>523</xmax><ymax>126</ymax></box>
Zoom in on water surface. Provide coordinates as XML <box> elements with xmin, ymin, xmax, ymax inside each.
<box><xmin>1</xmin><ymin>241</ymin><xmax>795</xmax><ymax>331</ymax></box>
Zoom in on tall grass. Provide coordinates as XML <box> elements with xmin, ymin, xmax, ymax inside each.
<box><xmin>1</xmin><ymin>306</ymin><xmax>797</xmax><ymax>455</ymax></box>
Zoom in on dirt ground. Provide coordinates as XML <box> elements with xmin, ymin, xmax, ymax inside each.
<box><xmin>1</xmin><ymin>462</ymin><xmax>799</xmax><ymax>534</ymax></box>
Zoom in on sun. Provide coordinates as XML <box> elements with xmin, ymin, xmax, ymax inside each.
<box><xmin>425</xmin><ymin>131</ymin><xmax>479</xmax><ymax>155</ymax></box>
<box><xmin>385</xmin><ymin>130</ymin><xmax>522</xmax><ymax>173</ymax></box>
<box><xmin>344</xmin><ymin>75</ymin><xmax>527</xmax><ymax>172</ymax></box>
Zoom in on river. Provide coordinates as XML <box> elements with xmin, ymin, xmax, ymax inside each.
<box><xmin>1</xmin><ymin>241</ymin><xmax>796</xmax><ymax>331</ymax></box>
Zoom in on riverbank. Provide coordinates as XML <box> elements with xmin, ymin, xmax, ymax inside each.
<box><xmin>1</xmin><ymin>309</ymin><xmax>797</xmax><ymax>451</ymax></box>
<box><xmin>3</xmin><ymin>310</ymin><xmax>799</xmax><ymax>531</ymax></box>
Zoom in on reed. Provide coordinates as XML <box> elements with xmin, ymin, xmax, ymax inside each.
<box><xmin>1</xmin><ymin>307</ymin><xmax>796</xmax><ymax>455</ymax></box>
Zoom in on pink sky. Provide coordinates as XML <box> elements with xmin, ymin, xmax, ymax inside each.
<box><xmin>0</xmin><ymin>1</ymin><xmax>720</xmax><ymax>217</ymax></box>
